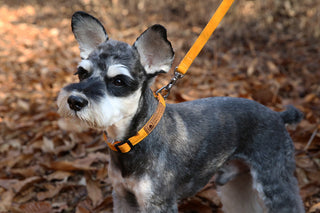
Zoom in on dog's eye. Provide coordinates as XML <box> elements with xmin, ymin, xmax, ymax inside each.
<box><xmin>112</xmin><ymin>77</ymin><xmax>125</xmax><ymax>87</ymax></box>
<box><xmin>75</xmin><ymin>66</ymin><xmax>90</xmax><ymax>81</ymax></box>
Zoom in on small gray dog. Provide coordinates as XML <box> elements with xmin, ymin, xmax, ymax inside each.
<box><xmin>57</xmin><ymin>11</ymin><xmax>305</xmax><ymax>213</ymax></box>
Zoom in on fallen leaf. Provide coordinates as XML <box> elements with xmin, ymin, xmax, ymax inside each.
<box><xmin>86</xmin><ymin>175</ymin><xmax>103</xmax><ymax>207</ymax></box>
<box><xmin>12</xmin><ymin>176</ymin><xmax>42</xmax><ymax>194</ymax></box>
<box><xmin>42</xmin><ymin>160</ymin><xmax>95</xmax><ymax>171</ymax></box>
<box><xmin>247</xmin><ymin>58</ymin><xmax>258</xmax><ymax>76</ymax></box>
<box><xmin>45</xmin><ymin>171</ymin><xmax>73</xmax><ymax>181</ymax></box>
<box><xmin>0</xmin><ymin>190</ymin><xmax>15</xmax><ymax>211</ymax></box>
<box><xmin>94</xmin><ymin>195</ymin><xmax>113</xmax><ymax>211</ymax></box>
<box><xmin>41</xmin><ymin>137</ymin><xmax>55</xmax><ymax>153</ymax></box>
<box><xmin>300</xmin><ymin>183</ymin><xmax>320</xmax><ymax>200</ymax></box>
<box><xmin>197</xmin><ymin>188</ymin><xmax>221</xmax><ymax>206</ymax></box>
<box><xmin>309</xmin><ymin>202</ymin><xmax>320</xmax><ymax>213</ymax></box>
<box><xmin>179</xmin><ymin>197</ymin><xmax>215</xmax><ymax>213</ymax></box>
<box><xmin>18</xmin><ymin>201</ymin><xmax>52</xmax><ymax>213</ymax></box>
<box><xmin>37</xmin><ymin>184</ymin><xmax>64</xmax><ymax>201</ymax></box>
<box><xmin>0</xmin><ymin>179</ymin><xmax>19</xmax><ymax>190</ymax></box>
<box><xmin>76</xmin><ymin>199</ymin><xmax>93</xmax><ymax>213</ymax></box>
<box><xmin>10</xmin><ymin>165</ymin><xmax>41</xmax><ymax>178</ymax></box>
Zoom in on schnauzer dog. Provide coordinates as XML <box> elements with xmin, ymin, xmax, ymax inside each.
<box><xmin>57</xmin><ymin>11</ymin><xmax>305</xmax><ymax>213</ymax></box>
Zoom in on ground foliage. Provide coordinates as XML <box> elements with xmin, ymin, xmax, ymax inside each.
<box><xmin>0</xmin><ymin>0</ymin><xmax>319</xmax><ymax>212</ymax></box>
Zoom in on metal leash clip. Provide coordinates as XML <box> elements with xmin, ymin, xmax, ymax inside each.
<box><xmin>156</xmin><ymin>69</ymin><xmax>184</xmax><ymax>99</ymax></box>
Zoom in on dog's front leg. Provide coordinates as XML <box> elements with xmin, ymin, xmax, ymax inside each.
<box><xmin>113</xmin><ymin>190</ymin><xmax>178</xmax><ymax>213</ymax></box>
<box><xmin>140</xmin><ymin>199</ymin><xmax>178</xmax><ymax>213</ymax></box>
<box><xmin>112</xmin><ymin>190</ymin><xmax>139</xmax><ymax>213</ymax></box>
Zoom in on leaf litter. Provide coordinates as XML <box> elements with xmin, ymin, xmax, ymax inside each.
<box><xmin>0</xmin><ymin>0</ymin><xmax>319</xmax><ymax>212</ymax></box>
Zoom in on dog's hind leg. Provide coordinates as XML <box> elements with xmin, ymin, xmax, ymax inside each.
<box><xmin>246</xmin><ymin>136</ymin><xmax>305</xmax><ymax>213</ymax></box>
<box><xmin>249</xmin><ymin>160</ymin><xmax>305</xmax><ymax>213</ymax></box>
<box><xmin>217</xmin><ymin>160</ymin><xmax>267</xmax><ymax>213</ymax></box>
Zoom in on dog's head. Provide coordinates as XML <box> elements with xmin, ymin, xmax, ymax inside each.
<box><xmin>57</xmin><ymin>11</ymin><xmax>174</xmax><ymax>132</ymax></box>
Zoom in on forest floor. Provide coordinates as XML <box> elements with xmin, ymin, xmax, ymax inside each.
<box><xmin>0</xmin><ymin>0</ymin><xmax>319</xmax><ymax>212</ymax></box>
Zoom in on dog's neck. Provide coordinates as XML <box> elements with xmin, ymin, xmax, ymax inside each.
<box><xmin>106</xmin><ymin>88</ymin><xmax>158</xmax><ymax>142</ymax></box>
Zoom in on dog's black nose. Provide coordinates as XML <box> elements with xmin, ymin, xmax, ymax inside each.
<box><xmin>67</xmin><ymin>95</ymin><xmax>88</xmax><ymax>111</ymax></box>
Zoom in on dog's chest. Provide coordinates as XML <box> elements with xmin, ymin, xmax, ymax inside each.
<box><xmin>108</xmin><ymin>162</ymin><xmax>153</xmax><ymax>206</ymax></box>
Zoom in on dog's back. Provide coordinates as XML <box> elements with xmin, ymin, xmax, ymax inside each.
<box><xmin>164</xmin><ymin>97</ymin><xmax>304</xmax><ymax>213</ymax></box>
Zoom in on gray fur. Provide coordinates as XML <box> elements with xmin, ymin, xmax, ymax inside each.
<box><xmin>57</xmin><ymin>11</ymin><xmax>305</xmax><ymax>213</ymax></box>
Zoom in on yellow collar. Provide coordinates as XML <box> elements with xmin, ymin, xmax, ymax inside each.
<box><xmin>103</xmin><ymin>93</ymin><xmax>166</xmax><ymax>153</ymax></box>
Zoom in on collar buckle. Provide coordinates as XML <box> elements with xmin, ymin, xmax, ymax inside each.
<box><xmin>114</xmin><ymin>140</ymin><xmax>134</xmax><ymax>153</ymax></box>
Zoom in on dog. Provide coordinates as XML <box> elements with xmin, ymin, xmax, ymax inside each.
<box><xmin>57</xmin><ymin>11</ymin><xmax>305</xmax><ymax>213</ymax></box>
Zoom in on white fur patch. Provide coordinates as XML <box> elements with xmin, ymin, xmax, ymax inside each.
<box><xmin>78</xmin><ymin>59</ymin><xmax>93</xmax><ymax>72</ymax></box>
<box><xmin>217</xmin><ymin>172</ymin><xmax>267</xmax><ymax>213</ymax></box>
<box><xmin>108</xmin><ymin>163</ymin><xmax>153</xmax><ymax>210</ymax></box>
<box><xmin>107</xmin><ymin>64</ymin><xmax>132</xmax><ymax>79</ymax></box>
<box><xmin>134</xmin><ymin>176</ymin><xmax>153</xmax><ymax>208</ymax></box>
<box><xmin>143</xmin><ymin>59</ymin><xmax>173</xmax><ymax>74</ymax></box>
<box><xmin>250</xmin><ymin>169</ymin><xmax>267</xmax><ymax>204</ymax></box>
<box><xmin>57</xmin><ymin>86</ymin><xmax>141</xmax><ymax>140</ymax></box>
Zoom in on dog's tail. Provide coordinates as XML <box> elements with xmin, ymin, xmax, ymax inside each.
<box><xmin>279</xmin><ymin>105</ymin><xmax>303</xmax><ymax>125</ymax></box>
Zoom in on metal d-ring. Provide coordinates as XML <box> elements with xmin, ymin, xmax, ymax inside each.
<box><xmin>156</xmin><ymin>70</ymin><xmax>184</xmax><ymax>99</ymax></box>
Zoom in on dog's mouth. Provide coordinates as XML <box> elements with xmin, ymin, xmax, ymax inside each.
<box><xmin>57</xmin><ymin>103</ymin><xmax>103</xmax><ymax>130</ymax></box>
<box><xmin>57</xmin><ymin>89</ymin><xmax>124</xmax><ymax>130</ymax></box>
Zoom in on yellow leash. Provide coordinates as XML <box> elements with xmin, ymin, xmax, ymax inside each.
<box><xmin>157</xmin><ymin>0</ymin><xmax>234</xmax><ymax>98</ymax></box>
<box><xmin>176</xmin><ymin>0</ymin><xmax>235</xmax><ymax>75</ymax></box>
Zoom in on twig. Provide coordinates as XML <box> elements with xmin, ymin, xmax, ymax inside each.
<box><xmin>304</xmin><ymin>128</ymin><xmax>318</xmax><ymax>151</ymax></box>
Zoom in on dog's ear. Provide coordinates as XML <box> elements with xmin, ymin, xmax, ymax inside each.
<box><xmin>72</xmin><ymin>11</ymin><xmax>108</xmax><ymax>59</ymax></box>
<box><xmin>134</xmin><ymin>25</ymin><xmax>174</xmax><ymax>76</ymax></box>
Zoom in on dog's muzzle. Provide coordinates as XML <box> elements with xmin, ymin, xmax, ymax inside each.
<box><xmin>67</xmin><ymin>95</ymin><xmax>88</xmax><ymax>111</ymax></box>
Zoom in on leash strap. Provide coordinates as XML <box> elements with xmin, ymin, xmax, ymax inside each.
<box><xmin>104</xmin><ymin>93</ymin><xmax>166</xmax><ymax>153</ymax></box>
<box><xmin>176</xmin><ymin>0</ymin><xmax>234</xmax><ymax>75</ymax></box>
<box><xmin>157</xmin><ymin>0</ymin><xmax>234</xmax><ymax>98</ymax></box>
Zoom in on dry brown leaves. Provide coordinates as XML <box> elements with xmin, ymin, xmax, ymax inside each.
<box><xmin>0</xmin><ymin>0</ymin><xmax>319</xmax><ymax>212</ymax></box>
